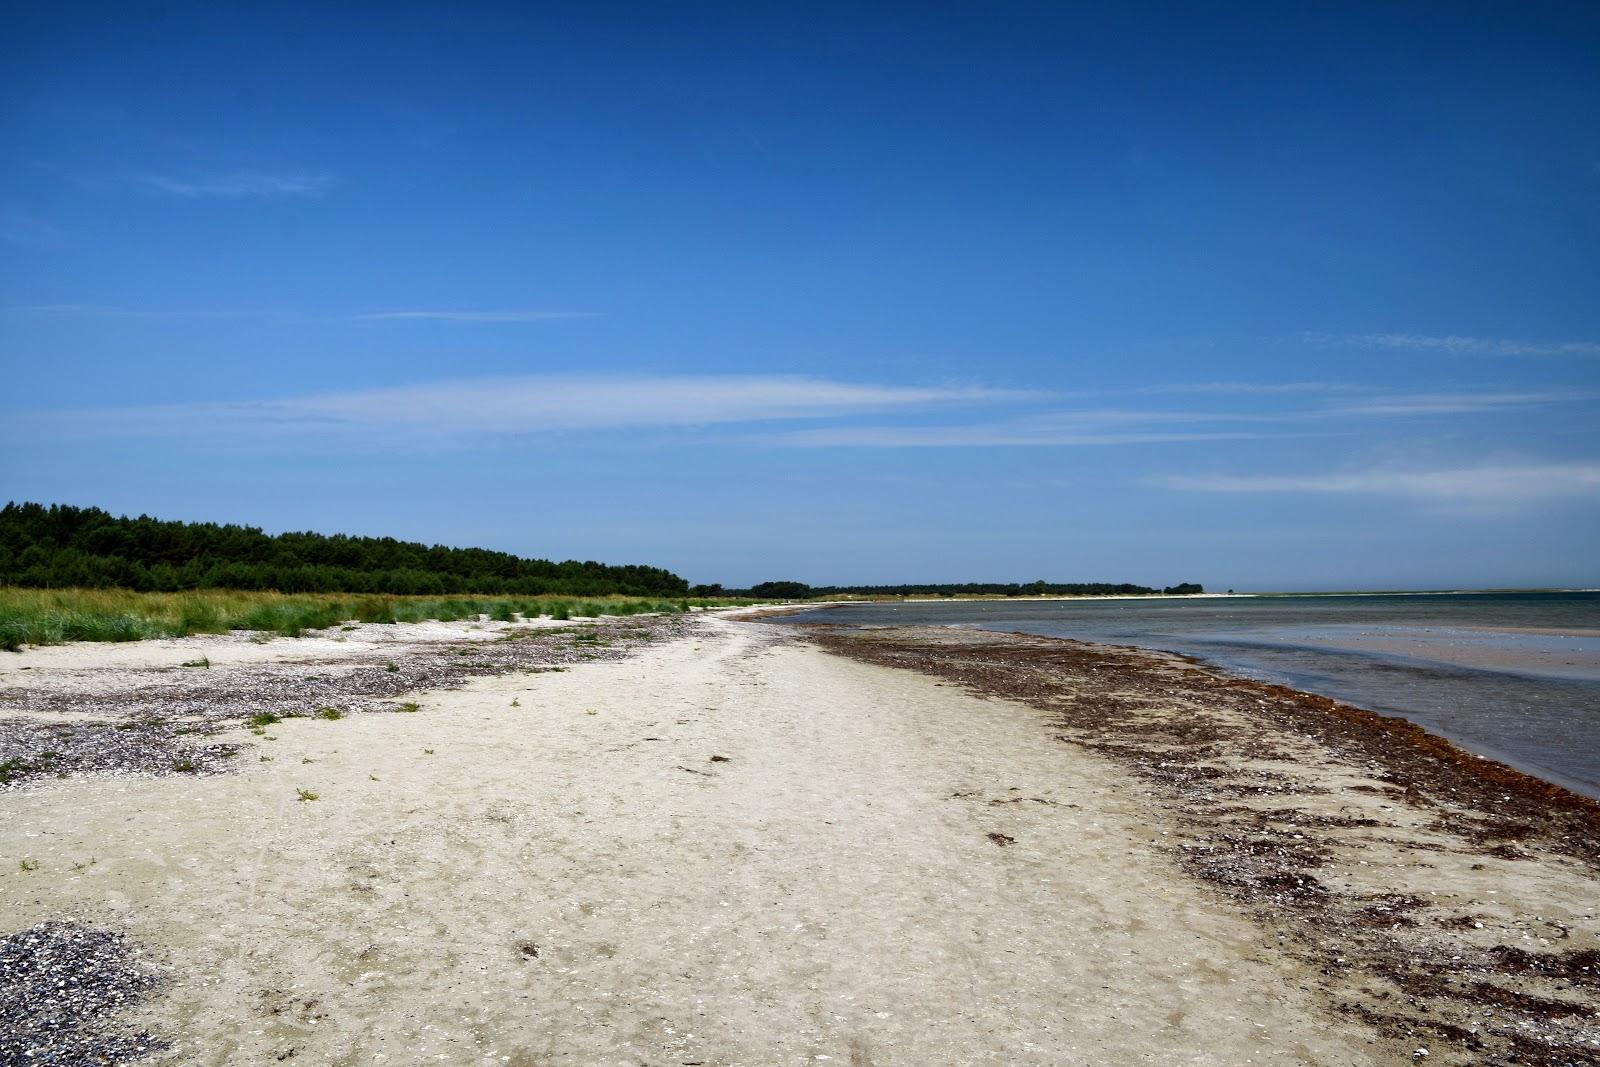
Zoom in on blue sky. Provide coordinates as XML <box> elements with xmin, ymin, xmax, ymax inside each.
<box><xmin>3</xmin><ymin>2</ymin><xmax>1597</xmax><ymax>590</ymax></box>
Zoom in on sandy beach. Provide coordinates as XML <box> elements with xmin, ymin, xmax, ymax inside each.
<box><xmin>3</xmin><ymin>612</ymin><xmax>1597</xmax><ymax>1065</ymax></box>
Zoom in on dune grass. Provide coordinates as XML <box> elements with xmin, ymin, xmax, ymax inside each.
<box><xmin>0</xmin><ymin>587</ymin><xmax>756</xmax><ymax>651</ymax></box>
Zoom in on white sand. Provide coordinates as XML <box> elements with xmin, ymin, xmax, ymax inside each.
<box><xmin>1</xmin><ymin>617</ymin><xmax>1383</xmax><ymax>1065</ymax></box>
<box><xmin>0</xmin><ymin>616</ymin><xmax>553</xmax><ymax>681</ymax></box>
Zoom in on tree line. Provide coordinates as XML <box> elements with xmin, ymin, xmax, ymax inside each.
<box><xmin>0</xmin><ymin>502</ymin><xmax>689</xmax><ymax>597</ymax></box>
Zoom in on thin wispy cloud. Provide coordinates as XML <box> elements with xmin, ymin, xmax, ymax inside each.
<box><xmin>0</xmin><ymin>210</ymin><xmax>66</xmax><ymax>249</ymax></box>
<box><xmin>758</xmin><ymin>386</ymin><xmax>1594</xmax><ymax>447</ymax></box>
<box><xmin>761</xmin><ymin>405</ymin><xmax>1284</xmax><ymax>447</ymax></box>
<box><xmin>12</xmin><ymin>369</ymin><xmax>1591</xmax><ymax>462</ymax></box>
<box><xmin>0</xmin><ymin>304</ymin><xmax>272</xmax><ymax>319</ymax></box>
<box><xmin>1330</xmin><ymin>391</ymin><xmax>1591</xmax><ymax>417</ymax></box>
<box><xmin>1157</xmin><ymin>462</ymin><xmax>1600</xmax><ymax>509</ymax></box>
<box><xmin>131</xmin><ymin>171</ymin><xmax>337</xmax><ymax>199</ymax></box>
<box><xmin>30</xmin><ymin>374</ymin><xmax>1029</xmax><ymax>439</ymax></box>
<box><xmin>1134</xmin><ymin>381</ymin><xmax>1356</xmax><ymax>396</ymax></box>
<box><xmin>762</xmin><ymin>425</ymin><xmax>1265</xmax><ymax>448</ymax></box>
<box><xmin>1306</xmin><ymin>332</ymin><xmax>1600</xmax><ymax>357</ymax></box>
<box><xmin>351</xmin><ymin>310</ymin><xmax>595</xmax><ymax>322</ymax></box>
<box><xmin>0</xmin><ymin>305</ymin><xmax>592</xmax><ymax>324</ymax></box>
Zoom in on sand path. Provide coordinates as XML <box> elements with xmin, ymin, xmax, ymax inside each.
<box><xmin>2</xmin><ymin>617</ymin><xmax>1382</xmax><ymax>1066</ymax></box>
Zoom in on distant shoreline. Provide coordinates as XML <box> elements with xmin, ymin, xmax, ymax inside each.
<box><xmin>786</xmin><ymin>588</ymin><xmax>1598</xmax><ymax>605</ymax></box>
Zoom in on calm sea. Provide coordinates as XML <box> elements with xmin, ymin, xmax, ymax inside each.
<box><xmin>777</xmin><ymin>592</ymin><xmax>1600</xmax><ymax>798</ymax></box>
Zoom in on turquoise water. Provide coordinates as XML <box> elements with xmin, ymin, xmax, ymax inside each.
<box><xmin>777</xmin><ymin>592</ymin><xmax>1600</xmax><ymax>798</ymax></box>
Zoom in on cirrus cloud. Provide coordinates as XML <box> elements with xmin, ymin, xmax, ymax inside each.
<box><xmin>131</xmin><ymin>171</ymin><xmax>337</xmax><ymax>199</ymax></box>
<box><xmin>1157</xmin><ymin>462</ymin><xmax>1600</xmax><ymax>509</ymax></box>
<box><xmin>27</xmin><ymin>374</ymin><xmax>1032</xmax><ymax>440</ymax></box>
<box><xmin>1306</xmin><ymin>332</ymin><xmax>1600</xmax><ymax>358</ymax></box>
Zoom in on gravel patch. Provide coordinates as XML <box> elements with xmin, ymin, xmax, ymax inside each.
<box><xmin>0</xmin><ymin>920</ymin><xmax>166</xmax><ymax>1066</ymax></box>
<box><xmin>0</xmin><ymin>615</ymin><xmax>687</xmax><ymax>788</ymax></box>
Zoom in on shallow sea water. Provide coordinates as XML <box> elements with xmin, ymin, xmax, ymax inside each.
<box><xmin>778</xmin><ymin>592</ymin><xmax>1600</xmax><ymax>798</ymax></box>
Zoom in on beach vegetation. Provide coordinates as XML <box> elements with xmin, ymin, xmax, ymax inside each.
<box><xmin>296</xmin><ymin>788</ymin><xmax>319</xmax><ymax>802</ymax></box>
<box><xmin>0</xmin><ymin>757</ymin><xmax>36</xmax><ymax>784</ymax></box>
<box><xmin>313</xmin><ymin>707</ymin><xmax>343</xmax><ymax>720</ymax></box>
<box><xmin>0</xmin><ymin>586</ymin><xmax>755</xmax><ymax>650</ymax></box>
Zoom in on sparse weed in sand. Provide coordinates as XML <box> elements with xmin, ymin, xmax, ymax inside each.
<box><xmin>295</xmin><ymin>788</ymin><xmax>319</xmax><ymax>802</ymax></box>
<box><xmin>0</xmin><ymin>757</ymin><xmax>35</xmax><ymax>784</ymax></box>
<box><xmin>179</xmin><ymin>656</ymin><xmax>210</xmax><ymax>668</ymax></box>
<box><xmin>247</xmin><ymin>712</ymin><xmax>282</xmax><ymax>727</ymax></box>
<box><xmin>510</xmin><ymin>698</ymin><xmax>520</xmax><ymax>707</ymax></box>
<box><xmin>172</xmin><ymin>759</ymin><xmax>197</xmax><ymax>773</ymax></box>
<box><xmin>313</xmin><ymin>707</ymin><xmax>343</xmax><ymax>720</ymax></box>
<box><xmin>422</xmin><ymin>748</ymin><xmax>435</xmax><ymax>755</ymax></box>
<box><xmin>18</xmin><ymin>859</ymin><xmax>39</xmax><ymax>872</ymax></box>
<box><xmin>398</xmin><ymin>702</ymin><xmax>420</xmax><ymax>713</ymax></box>
<box><xmin>385</xmin><ymin>662</ymin><xmax>398</xmax><ymax>672</ymax></box>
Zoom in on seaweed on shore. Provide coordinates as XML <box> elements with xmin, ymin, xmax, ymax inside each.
<box><xmin>800</xmin><ymin>623</ymin><xmax>1600</xmax><ymax>1067</ymax></box>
